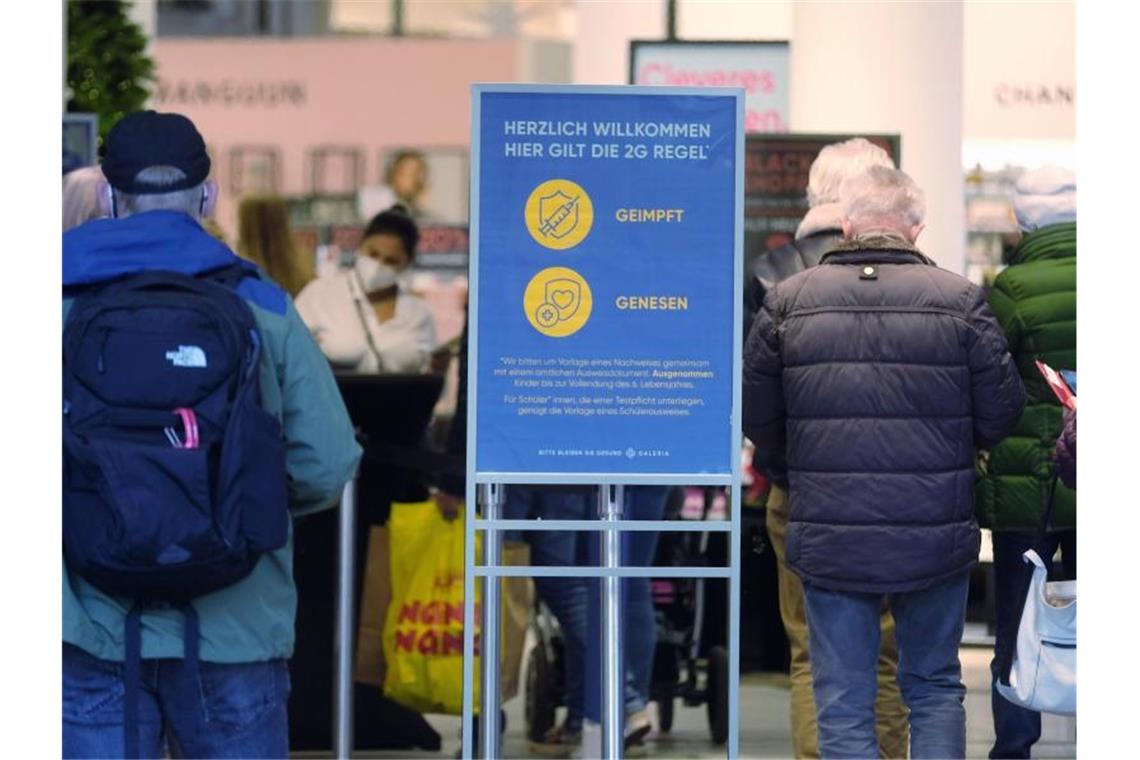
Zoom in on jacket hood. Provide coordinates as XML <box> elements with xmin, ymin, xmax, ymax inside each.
<box><xmin>63</xmin><ymin>210</ymin><xmax>251</xmax><ymax>287</ymax></box>
<box><xmin>795</xmin><ymin>203</ymin><xmax>844</xmax><ymax>241</ymax></box>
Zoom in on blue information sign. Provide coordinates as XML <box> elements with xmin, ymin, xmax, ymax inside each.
<box><xmin>470</xmin><ymin>85</ymin><xmax>743</xmax><ymax>480</ymax></box>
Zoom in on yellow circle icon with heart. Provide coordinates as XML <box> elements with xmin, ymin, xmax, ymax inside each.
<box><xmin>525</xmin><ymin>179</ymin><xmax>594</xmax><ymax>250</ymax></box>
<box><xmin>524</xmin><ymin>267</ymin><xmax>593</xmax><ymax>338</ymax></box>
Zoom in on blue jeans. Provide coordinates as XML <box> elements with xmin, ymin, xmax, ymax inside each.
<box><xmin>505</xmin><ymin>487</ymin><xmax>591</xmax><ymax>730</ymax></box>
<box><xmin>583</xmin><ymin>486</ymin><xmax>669</xmax><ymax>723</ymax></box>
<box><xmin>989</xmin><ymin>530</ymin><xmax>1076</xmax><ymax>759</ymax></box>
<box><xmin>505</xmin><ymin>486</ymin><xmax>667</xmax><ymax>728</ymax></box>
<box><xmin>62</xmin><ymin>643</ymin><xmax>290</xmax><ymax>759</ymax></box>
<box><xmin>803</xmin><ymin>571</ymin><xmax>971</xmax><ymax>759</ymax></box>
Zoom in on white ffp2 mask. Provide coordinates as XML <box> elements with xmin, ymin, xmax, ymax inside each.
<box><xmin>354</xmin><ymin>255</ymin><xmax>398</xmax><ymax>294</ymax></box>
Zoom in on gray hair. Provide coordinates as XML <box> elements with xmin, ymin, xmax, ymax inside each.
<box><xmin>840</xmin><ymin>166</ymin><xmax>926</xmax><ymax>230</ymax></box>
<box><xmin>63</xmin><ymin>166</ymin><xmax>107</xmax><ymax>231</ymax></box>
<box><xmin>116</xmin><ymin>166</ymin><xmax>206</xmax><ymax>217</ymax></box>
<box><xmin>808</xmin><ymin>138</ymin><xmax>895</xmax><ymax>207</ymax></box>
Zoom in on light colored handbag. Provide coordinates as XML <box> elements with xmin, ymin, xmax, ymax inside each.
<box><xmin>995</xmin><ymin>476</ymin><xmax>1076</xmax><ymax>715</ymax></box>
<box><xmin>994</xmin><ymin>548</ymin><xmax>1076</xmax><ymax>715</ymax></box>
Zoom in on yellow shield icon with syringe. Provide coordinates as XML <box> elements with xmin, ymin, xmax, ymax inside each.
<box><xmin>538</xmin><ymin>190</ymin><xmax>579</xmax><ymax>240</ymax></box>
<box><xmin>525</xmin><ymin>179</ymin><xmax>594</xmax><ymax>250</ymax></box>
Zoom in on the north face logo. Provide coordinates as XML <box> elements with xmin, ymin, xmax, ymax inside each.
<box><xmin>165</xmin><ymin>345</ymin><xmax>208</xmax><ymax>368</ymax></box>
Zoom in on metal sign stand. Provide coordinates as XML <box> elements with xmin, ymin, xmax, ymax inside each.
<box><xmin>462</xmin><ymin>84</ymin><xmax>744</xmax><ymax>760</ymax></box>
<box><xmin>332</xmin><ymin>479</ymin><xmax>357</xmax><ymax>760</ymax></box>
<box><xmin>461</xmin><ymin>485</ymin><xmax>741</xmax><ymax>760</ymax></box>
<box><xmin>599</xmin><ymin>484</ymin><xmax>625</xmax><ymax>760</ymax></box>
<box><xmin>480</xmin><ymin>483</ymin><xmax>504</xmax><ymax>760</ymax></box>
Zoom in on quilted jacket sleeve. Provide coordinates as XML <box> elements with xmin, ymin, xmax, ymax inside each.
<box><xmin>964</xmin><ymin>285</ymin><xmax>1026</xmax><ymax>449</ymax></box>
<box><xmin>1054</xmin><ymin>407</ymin><xmax>1077</xmax><ymax>488</ymax></box>
<box><xmin>277</xmin><ymin>300</ymin><xmax>363</xmax><ymax>515</ymax></box>
<box><xmin>986</xmin><ymin>274</ymin><xmax>1022</xmax><ymax>359</ymax></box>
<box><xmin>742</xmin><ymin>289</ymin><xmax>788</xmax><ymax>487</ymax></box>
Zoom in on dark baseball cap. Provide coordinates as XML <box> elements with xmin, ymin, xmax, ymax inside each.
<box><xmin>101</xmin><ymin>110</ymin><xmax>211</xmax><ymax>193</ymax></box>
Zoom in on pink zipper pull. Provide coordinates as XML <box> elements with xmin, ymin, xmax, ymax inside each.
<box><xmin>172</xmin><ymin>408</ymin><xmax>199</xmax><ymax>449</ymax></box>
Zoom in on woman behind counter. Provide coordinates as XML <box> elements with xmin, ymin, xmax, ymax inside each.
<box><xmin>296</xmin><ymin>205</ymin><xmax>436</xmax><ymax>374</ymax></box>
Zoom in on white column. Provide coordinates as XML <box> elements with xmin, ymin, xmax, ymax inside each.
<box><xmin>677</xmin><ymin>0</ymin><xmax>792</xmax><ymax>40</ymax></box>
<box><xmin>573</xmin><ymin>0</ymin><xmax>664</xmax><ymax>85</ymax></box>
<box><xmin>130</xmin><ymin>0</ymin><xmax>158</xmax><ymax>111</ymax></box>
<box><xmin>128</xmin><ymin>0</ymin><xmax>158</xmax><ymax>43</ymax></box>
<box><xmin>790</xmin><ymin>2</ymin><xmax>965</xmax><ymax>273</ymax></box>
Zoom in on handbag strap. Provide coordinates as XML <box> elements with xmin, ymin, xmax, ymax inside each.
<box><xmin>349</xmin><ymin>269</ymin><xmax>386</xmax><ymax>372</ymax></box>
<box><xmin>1032</xmin><ymin>475</ymin><xmax>1061</xmax><ymax>560</ymax></box>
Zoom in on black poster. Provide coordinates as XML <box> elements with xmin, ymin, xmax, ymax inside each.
<box><xmin>744</xmin><ymin>133</ymin><xmax>901</xmax><ymax>276</ymax></box>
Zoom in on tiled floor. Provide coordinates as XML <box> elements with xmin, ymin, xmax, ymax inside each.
<box><xmin>353</xmin><ymin>645</ymin><xmax>1075</xmax><ymax>759</ymax></box>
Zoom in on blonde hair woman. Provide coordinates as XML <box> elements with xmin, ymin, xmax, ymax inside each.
<box><xmin>236</xmin><ymin>194</ymin><xmax>313</xmax><ymax>297</ymax></box>
<box><xmin>63</xmin><ymin>166</ymin><xmax>107</xmax><ymax>231</ymax></box>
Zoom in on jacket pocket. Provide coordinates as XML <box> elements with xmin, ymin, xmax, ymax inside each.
<box><xmin>197</xmin><ymin>659</ymin><xmax>290</xmax><ymax>733</ymax></box>
<box><xmin>62</xmin><ymin>644</ymin><xmax>126</xmax><ymax>720</ymax></box>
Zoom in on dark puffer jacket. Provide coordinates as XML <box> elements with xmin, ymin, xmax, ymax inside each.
<box><xmin>743</xmin><ymin>237</ymin><xmax>1025</xmax><ymax>593</ymax></box>
<box><xmin>753</xmin><ymin>229</ymin><xmax>845</xmax><ymax>291</ymax></box>
<box><xmin>745</xmin><ymin>229</ymin><xmax>845</xmax><ymax>338</ymax></box>
<box><xmin>1054</xmin><ymin>408</ymin><xmax>1076</xmax><ymax>489</ymax></box>
<box><xmin>975</xmin><ymin>222</ymin><xmax>1076</xmax><ymax>531</ymax></box>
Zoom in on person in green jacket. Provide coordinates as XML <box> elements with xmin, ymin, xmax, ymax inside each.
<box><xmin>62</xmin><ymin>112</ymin><xmax>362</xmax><ymax>759</ymax></box>
<box><xmin>976</xmin><ymin>166</ymin><xmax>1076</xmax><ymax>759</ymax></box>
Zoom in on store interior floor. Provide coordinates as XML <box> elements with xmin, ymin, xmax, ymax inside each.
<box><xmin>345</xmin><ymin>643</ymin><xmax>1075</xmax><ymax>760</ymax></box>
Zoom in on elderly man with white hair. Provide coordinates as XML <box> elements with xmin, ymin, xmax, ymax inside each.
<box><xmin>743</xmin><ymin>166</ymin><xmax>1025</xmax><ymax>759</ymax></box>
<box><xmin>752</xmin><ymin>137</ymin><xmax>895</xmax><ymax>291</ymax></box>
<box><xmin>747</xmin><ymin>138</ymin><xmax>908</xmax><ymax>760</ymax></box>
<box><xmin>975</xmin><ymin>166</ymin><xmax>1077</xmax><ymax>760</ymax></box>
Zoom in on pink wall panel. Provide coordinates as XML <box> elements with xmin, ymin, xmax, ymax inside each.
<box><xmin>150</xmin><ymin>37</ymin><xmax>518</xmax><ymax>230</ymax></box>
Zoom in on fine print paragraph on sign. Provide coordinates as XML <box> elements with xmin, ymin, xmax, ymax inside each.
<box><xmin>495</xmin><ymin>355</ymin><xmax>714</xmax><ymax>419</ymax></box>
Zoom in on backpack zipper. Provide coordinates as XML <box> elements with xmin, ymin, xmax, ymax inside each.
<box><xmin>96</xmin><ymin>329</ymin><xmax>111</xmax><ymax>373</ymax></box>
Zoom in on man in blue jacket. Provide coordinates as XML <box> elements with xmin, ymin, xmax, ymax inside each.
<box><xmin>743</xmin><ymin>166</ymin><xmax>1024</xmax><ymax>758</ymax></box>
<box><xmin>62</xmin><ymin>111</ymin><xmax>362</xmax><ymax>759</ymax></box>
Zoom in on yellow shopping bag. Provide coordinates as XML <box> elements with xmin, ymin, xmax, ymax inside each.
<box><xmin>380</xmin><ymin>500</ymin><xmax>530</xmax><ymax>715</ymax></box>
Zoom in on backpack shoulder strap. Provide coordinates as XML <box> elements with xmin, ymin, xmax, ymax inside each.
<box><xmin>199</xmin><ymin>262</ymin><xmax>255</xmax><ymax>290</ymax></box>
<box><xmin>74</xmin><ymin>263</ymin><xmax>254</xmax><ymax>300</ymax></box>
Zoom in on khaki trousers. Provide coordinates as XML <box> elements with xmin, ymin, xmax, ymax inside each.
<box><xmin>765</xmin><ymin>486</ymin><xmax>910</xmax><ymax>759</ymax></box>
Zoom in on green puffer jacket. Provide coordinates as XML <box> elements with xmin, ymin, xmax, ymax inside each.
<box><xmin>976</xmin><ymin>222</ymin><xmax>1076</xmax><ymax>531</ymax></box>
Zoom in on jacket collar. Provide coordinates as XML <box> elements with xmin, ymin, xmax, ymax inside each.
<box><xmin>63</xmin><ymin>210</ymin><xmax>249</xmax><ymax>287</ymax></box>
<box><xmin>1006</xmin><ymin>221</ymin><xmax>1077</xmax><ymax>266</ymax></box>
<box><xmin>822</xmin><ymin>234</ymin><xmax>937</xmax><ymax>267</ymax></box>
<box><xmin>795</xmin><ymin>203</ymin><xmax>844</xmax><ymax>240</ymax></box>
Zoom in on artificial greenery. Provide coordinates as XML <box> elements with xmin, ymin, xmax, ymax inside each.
<box><xmin>66</xmin><ymin>0</ymin><xmax>155</xmax><ymax>146</ymax></box>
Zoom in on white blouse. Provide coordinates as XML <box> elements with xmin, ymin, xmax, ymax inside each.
<box><xmin>294</xmin><ymin>270</ymin><xmax>436</xmax><ymax>374</ymax></box>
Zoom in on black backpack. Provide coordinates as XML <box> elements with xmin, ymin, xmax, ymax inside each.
<box><xmin>62</xmin><ymin>265</ymin><xmax>289</xmax><ymax>755</ymax></box>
